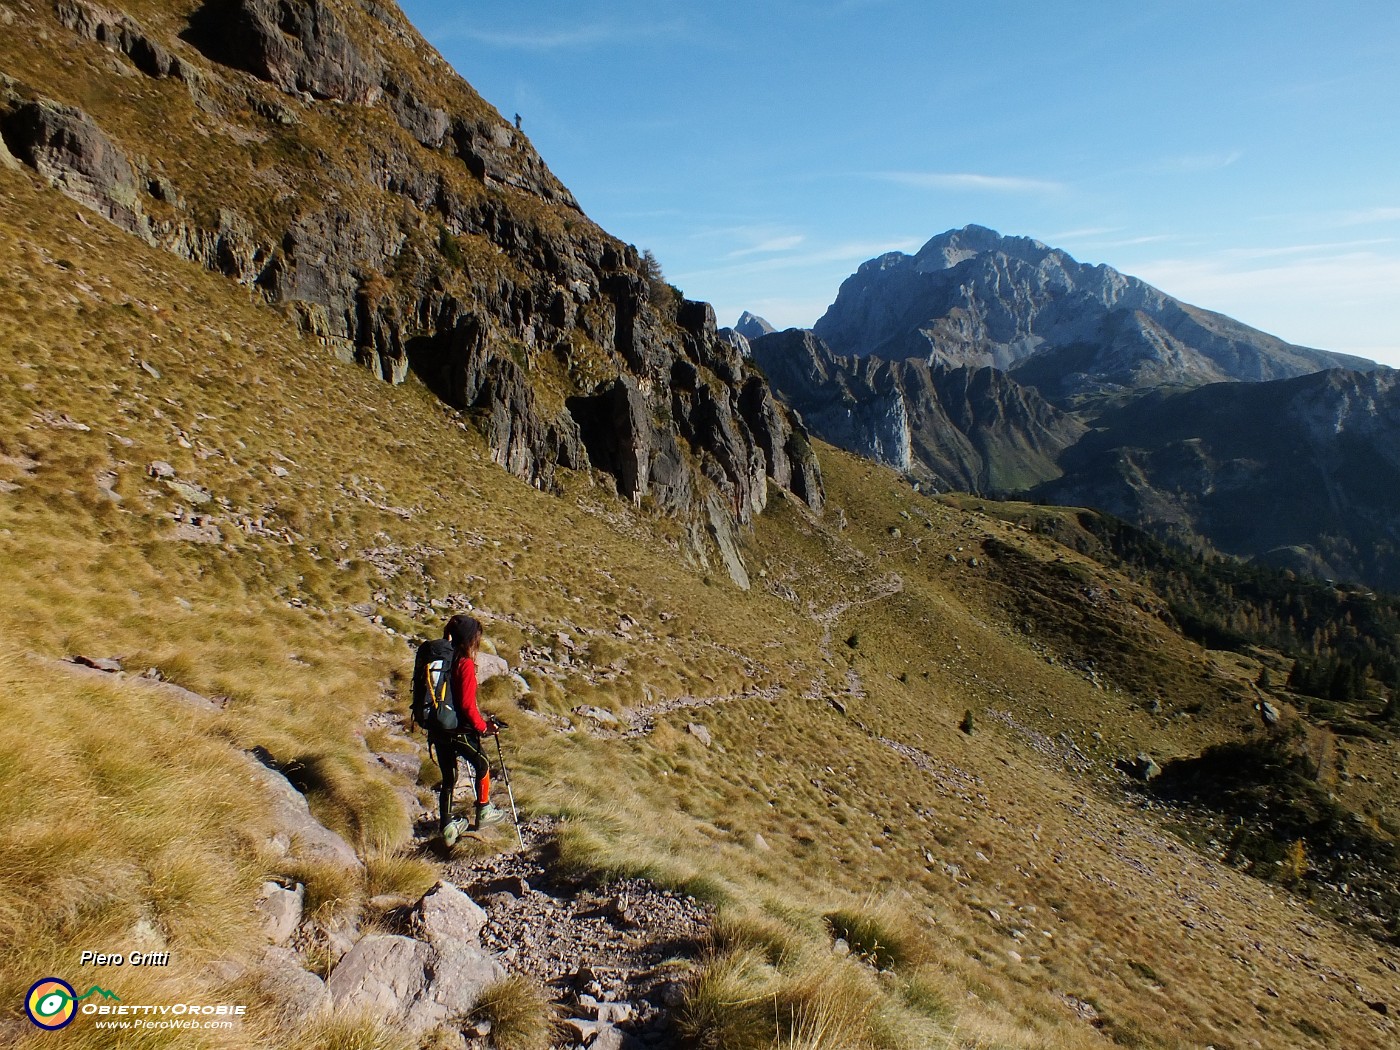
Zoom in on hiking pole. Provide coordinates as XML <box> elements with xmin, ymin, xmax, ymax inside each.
<box><xmin>491</xmin><ymin>729</ymin><xmax>524</xmax><ymax>849</ymax></box>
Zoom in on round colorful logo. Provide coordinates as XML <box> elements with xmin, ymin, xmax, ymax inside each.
<box><xmin>25</xmin><ymin>978</ymin><xmax>77</xmax><ymax>1029</ymax></box>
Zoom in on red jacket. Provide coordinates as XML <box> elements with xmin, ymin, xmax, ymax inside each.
<box><xmin>451</xmin><ymin>655</ymin><xmax>487</xmax><ymax>734</ymax></box>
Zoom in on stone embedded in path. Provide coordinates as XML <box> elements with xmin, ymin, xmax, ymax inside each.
<box><xmin>326</xmin><ymin>883</ymin><xmax>505</xmax><ymax>1034</ymax></box>
<box><xmin>413</xmin><ymin>881</ymin><xmax>489</xmax><ymax>945</ymax></box>
<box><xmin>576</xmin><ymin>705</ymin><xmax>620</xmax><ymax>726</ymax></box>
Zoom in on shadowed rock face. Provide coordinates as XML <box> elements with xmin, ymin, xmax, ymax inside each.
<box><xmin>814</xmin><ymin>225</ymin><xmax>1375</xmax><ymax>402</ymax></box>
<box><xmin>1036</xmin><ymin>368</ymin><xmax>1400</xmax><ymax>590</ymax></box>
<box><xmin>186</xmin><ymin>0</ymin><xmax>383</xmax><ymax>104</ymax></box>
<box><xmin>751</xmin><ymin>329</ymin><xmax>1084</xmax><ymax>495</ymax></box>
<box><xmin>0</xmin><ymin>0</ymin><xmax>822</xmax><ymax>584</ymax></box>
<box><xmin>0</xmin><ymin>99</ymin><xmax>149</xmax><ymax>238</ymax></box>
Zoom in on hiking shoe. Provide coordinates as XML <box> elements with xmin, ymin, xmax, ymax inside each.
<box><xmin>443</xmin><ymin>819</ymin><xmax>465</xmax><ymax>846</ymax></box>
<box><xmin>475</xmin><ymin>803</ymin><xmax>505</xmax><ymax>828</ymax></box>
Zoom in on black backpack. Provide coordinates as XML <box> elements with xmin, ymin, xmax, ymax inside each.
<box><xmin>412</xmin><ymin>638</ymin><xmax>458</xmax><ymax>733</ymax></box>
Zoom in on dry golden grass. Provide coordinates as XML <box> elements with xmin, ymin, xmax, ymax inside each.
<box><xmin>2</xmin><ymin>132</ymin><xmax>1398</xmax><ymax>1050</ymax></box>
<box><xmin>470</xmin><ymin>975</ymin><xmax>555</xmax><ymax>1050</ymax></box>
<box><xmin>0</xmin><ymin>651</ymin><xmax>267</xmax><ymax>1049</ymax></box>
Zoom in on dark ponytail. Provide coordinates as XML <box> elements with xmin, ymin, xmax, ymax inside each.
<box><xmin>445</xmin><ymin>613</ymin><xmax>482</xmax><ymax>655</ymax></box>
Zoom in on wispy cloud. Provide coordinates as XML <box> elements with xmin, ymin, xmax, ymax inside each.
<box><xmin>676</xmin><ymin>237</ymin><xmax>921</xmax><ymax>283</ymax></box>
<box><xmin>437</xmin><ymin>18</ymin><xmax>686</xmax><ymax>51</ymax></box>
<box><xmin>1099</xmin><ymin>235</ymin><xmax>1180</xmax><ymax>248</ymax></box>
<box><xmin>1217</xmin><ymin>238</ymin><xmax>1395</xmax><ymax>261</ymax></box>
<box><xmin>1127</xmin><ymin>246</ymin><xmax>1400</xmax><ymax>363</ymax></box>
<box><xmin>1337</xmin><ymin>207</ymin><xmax>1400</xmax><ymax>227</ymax></box>
<box><xmin>876</xmin><ymin>171</ymin><xmax>1065</xmax><ymax>194</ymax></box>
<box><xmin>1046</xmin><ymin>226</ymin><xmax>1122</xmax><ymax>241</ymax></box>
<box><xmin>728</xmin><ymin>235</ymin><xmax>807</xmax><ymax>258</ymax></box>
<box><xmin>1157</xmin><ymin>150</ymin><xmax>1244</xmax><ymax>173</ymax></box>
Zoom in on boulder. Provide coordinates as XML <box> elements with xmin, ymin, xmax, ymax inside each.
<box><xmin>412</xmin><ymin>882</ymin><xmax>488</xmax><ymax>946</ymax></box>
<box><xmin>260</xmin><ymin>946</ymin><xmax>330</xmax><ymax>1020</ymax></box>
<box><xmin>475</xmin><ymin>652</ymin><xmax>509</xmax><ymax>684</ymax></box>
<box><xmin>326</xmin><ymin>919</ymin><xmax>505</xmax><ymax>1034</ymax></box>
<box><xmin>591</xmin><ymin>1022</ymin><xmax>628</xmax><ymax>1050</ymax></box>
<box><xmin>1117</xmin><ymin>752</ymin><xmax>1162</xmax><ymax>782</ymax></box>
<box><xmin>255</xmin><ymin>881</ymin><xmax>305</xmax><ymax>945</ymax></box>
<box><xmin>243</xmin><ymin>754</ymin><xmax>363</xmax><ymax>871</ymax></box>
<box><xmin>685</xmin><ymin>723</ymin><xmax>712</xmax><ymax>748</ymax></box>
<box><xmin>325</xmin><ymin>934</ymin><xmax>433</xmax><ymax>1019</ymax></box>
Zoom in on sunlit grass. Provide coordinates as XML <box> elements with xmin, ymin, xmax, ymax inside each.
<box><xmin>0</xmin><ymin>153</ymin><xmax>1393</xmax><ymax>1050</ymax></box>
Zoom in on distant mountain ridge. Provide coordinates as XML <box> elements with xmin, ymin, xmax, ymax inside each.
<box><xmin>813</xmin><ymin>225</ymin><xmax>1375</xmax><ymax>403</ymax></box>
<box><xmin>758</xmin><ymin>227</ymin><xmax>1400</xmax><ymax>588</ymax></box>
<box><xmin>1038</xmin><ymin>367</ymin><xmax>1400</xmax><ymax>589</ymax></box>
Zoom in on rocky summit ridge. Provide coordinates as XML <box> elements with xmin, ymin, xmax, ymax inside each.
<box><xmin>813</xmin><ymin>224</ymin><xmax>1374</xmax><ymax>401</ymax></box>
<box><xmin>0</xmin><ymin>0</ymin><xmax>821</xmax><ymax>588</ymax></box>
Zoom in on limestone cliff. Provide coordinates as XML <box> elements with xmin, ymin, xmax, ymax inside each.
<box><xmin>0</xmin><ymin>0</ymin><xmax>821</xmax><ymax>584</ymax></box>
<box><xmin>751</xmin><ymin>328</ymin><xmax>1084</xmax><ymax>495</ymax></box>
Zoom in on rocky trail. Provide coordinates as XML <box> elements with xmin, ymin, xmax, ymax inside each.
<box><xmin>433</xmin><ymin>817</ymin><xmax>712</xmax><ymax>1049</ymax></box>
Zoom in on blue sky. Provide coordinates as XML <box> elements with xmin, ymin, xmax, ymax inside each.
<box><xmin>397</xmin><ymin>1</ymin><xmax>1400</xmax><ymax>365</ymax></box>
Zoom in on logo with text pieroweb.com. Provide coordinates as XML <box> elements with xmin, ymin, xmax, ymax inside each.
<box><xmin>24</xmin><ymin>978</ymin><xmax>120</xmax><ymax>1029</ymax></box>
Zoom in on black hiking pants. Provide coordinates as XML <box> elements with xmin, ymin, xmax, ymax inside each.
<box><xmin>430</xmin><ymin>730</ymin><xmax>488</xmax><ymax>829</ymax></box>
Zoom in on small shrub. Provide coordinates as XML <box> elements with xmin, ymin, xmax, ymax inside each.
<box><xmin>364</xmin><ymin>847</ymin><xmax>437</xmax><ymax>901</ymax></box>
<box><xmin>437</xmin><ymin>226</ymin><xmax>465</xmax><ymax>269</ymax></box>
<box><xmin>713</xmin><ymin>909</ymin><xmax>814</xmax><ymax>970</ymax></box>
<box><xmin>289</xmin><ymin>1010</ymin><xmax>414</xmax><ymax>1050</ymax></box>
<box><xmin>674</xmin><ymin>948</ymin><xmax>774</xmax><ymax>1050</ymax></box>
<box><xmin>1279</xmin><ymin>838</ymin><xmax>1308</xmax><ymax>885</ymax></box>
<box><xmin>826</xmin><ymin>900</ymin><xmax>928</xmax><ymax>972</ymax></box>
<box><xmin>282</xmin><ymin>859</ymin><xmax>361</xmax><ymax>921</ymax></box>
<box><xmin>471</xmin><ymin>975</ymin><xmax>553</xmax><ymax>1050</ymax></box>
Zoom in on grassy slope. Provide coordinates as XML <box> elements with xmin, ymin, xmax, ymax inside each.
<box><xmin>2</xmin><ymin>159</ymin><xmax>1398</xmax><ymax>1050</ymax></box>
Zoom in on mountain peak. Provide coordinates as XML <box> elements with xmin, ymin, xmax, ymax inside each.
<box><xmin>914</xmin><ymin>225</ymin><xmax>1051</xmax><ymax>272</ymax></box>
<box><xmin>734</xmin><ymin>311</ymin><xmax>776</xmax><ymax>340</ymax></box>
<box><xmin>815</xmin><ymin>228</ymin><xmax>1366</xmax><ymax>391</ymax></box>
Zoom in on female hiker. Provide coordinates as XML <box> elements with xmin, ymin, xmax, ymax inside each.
<box><xmin>435</xmin><ymin>613</ymin><xmax>504</xmax><ymax>843</ymax></box>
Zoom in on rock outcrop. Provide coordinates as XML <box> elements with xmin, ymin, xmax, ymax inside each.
<box><xmin>0</xmin><ymin>97</ymin><xmax>150</xmax><ymax>240</ymax></box>
<box><xmin>0</xmin><ymin>1</ymin><xmax>822</xmax><ymax>585</ymax></box>
<box><xmin>325</xmin><ymin>882</ymin><xmax>504</xmax><ymax>1035</ymax></box>
<box><xmin>186</xmin><ymin>0</ymin><xmax>383</xmax><ymax>105</ymax></box>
